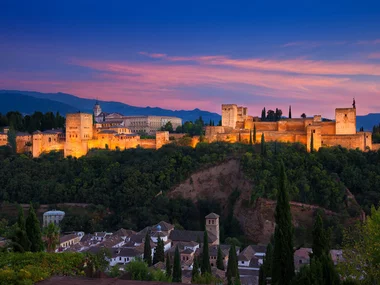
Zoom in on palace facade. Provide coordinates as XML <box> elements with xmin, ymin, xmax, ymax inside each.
<box><xmin>205</xmin><ymin>104</ymin><xmax>375</xmax><ymax>152</ymax></box>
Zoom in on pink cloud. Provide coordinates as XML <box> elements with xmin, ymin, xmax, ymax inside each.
<box><xmin>368</xmin><ymin>52</ymin><xmax>380</xmax><ymax>59</ymax></box>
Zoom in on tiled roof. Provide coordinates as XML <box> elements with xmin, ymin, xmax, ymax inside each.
<box><xmin>239</xmin><ymin>246</ymin><xmax>256</xmax><ymax>261</ymax></box>
<box><xmin>38</xmin><ymin>276</ymin><xmax>192</xmax><ymax>284</ymax></box>
<box><xmin>155</xmin><ymin>221</ymin><xmax>175</xmax><ymax>232</ymax></box>
<box><xmin>294</xmin><ymin>247</ymin><xmax>312</xmax><ymax>260</ymax></box>
<box><xmin>205</xmin><ymin>213</ymin><xmax>220</xmax><ymax>219</ymax></box>
<box><xmin>169</xmin><ymin>230</ymin><xmax>217</xmax><ymax>243</ymax></box>
<box><xmin>60</xmin><ymin>234</ymin><xmax>79</xmax><ymax>243</ymax></box>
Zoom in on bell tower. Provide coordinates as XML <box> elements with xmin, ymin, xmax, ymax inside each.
<box><xmin>93</xmin><ymin>100</ymin><xmax>102</xmax><ymax>117</ymax></box>
<box><xmin>205</xmin><ymin>213</ymin><xmax>220</xmax><ymax>245</ymax></box>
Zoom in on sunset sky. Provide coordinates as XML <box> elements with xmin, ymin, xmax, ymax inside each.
<box><xmin>1</xmin><ymin>0</ymin><xmax>380</xmax><ymax>118</ymax></box>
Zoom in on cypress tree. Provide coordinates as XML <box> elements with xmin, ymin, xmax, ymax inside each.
<box><xmin>7</xmin><ymin>126</ymin><xmax>17</xmax><ymax>153</ymax></box>
<box><xmin>238</xmin><ymin>132</ymin><xmax>241</xmax><ymax>142</ymax></box>
<box><xmin>261</xmin><ymin>133</ymin><xmax>266</xmax><ymax>156</ymax></box>
<box><xmin>271</xmin><ymin>161</ymin><xmax>294</xmax><ymax>285</ymax></box>
<box><xmin>227</xmin><ymin>244</ymin><xmax>240</xmax><ymax>285</ymax></box>
<box><xmin>143</xmin><ymin>232</ymin><xmax>152</xmax><ymax>266</ymax></box>
<box><xmin>25</xmin><ymin>204</ymin><xmax>44</xmax><ymax>252</ymax></box>
<box><xmin>259</xmin><ymin>242</ymin><xmax>273</xmax><ymax>285</ymax></box>
<box><xmin>153</xmin><ymin>236</ymin><xmax>165</xmax><ymax>264</ymax></box>
<box><xmin>165</xmin><ymin>253</ymin><xmax>172</xmax><ymax>277</ymax></box>
<box><xmin>191</xmin><ymin>257</ymin><xmax>200</xmax><ymax>282</ymax></box>
<box><xmin>172</xmin><ymin>246</ymin><xmax>182</xmax><ymax>282</ymax></box>
<box><xmin>15</xmin><ymin>206</ymin><xmax>31</xmax><ymax>251</ymax></box>
<box><xmin>311</xmin><ymin>213</ymin><xmax>340</xmax><ymax>285</ymax></box>
<box><xmin>310</xmin><ymin>131</ymin><xmax>314</xmax><ymax>153</ymax></box>
<box><xmin>216</xmin><ymin>246</ymin><xmax>225</xmax><ymax>270</ymax></box>
<box><xmin>253</xmin><ymin>124</ymin><xmax>257</xmax><ymax>143</ymax></box>
<box><xmin>289</xmin><ymin>105</ymin><xmax>292</xmax><ymax>119</ymax></box>
<box><xmin>201</xmin><ymin>231</ymin><xmax>211</xmax><ymax>275</ymax></box>
<box><xmin>249</xmin><ymin>129</ymin><xmax>253</xmax><ymax>146</ymax></box>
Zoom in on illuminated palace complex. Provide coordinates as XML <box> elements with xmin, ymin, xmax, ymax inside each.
<box><xmin>204</xmin><ymin>103</ymin><xmax>377</xmax><ymax>152</ymax></box>
<box><xmin>0</xmin><ymin>101</ymin><xmax>378</xmax><ymax>158</ymax></box>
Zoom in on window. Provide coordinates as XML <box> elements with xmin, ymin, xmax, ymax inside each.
<box><xmin>242</xmin><ymin>261</ymin><xmax>244</xmax><ymax>264</ymax></box>
<box><xmin>48</xmin><ymin>138</ymin><xmax>51</xmax><ymax>142</ymax></box>
<box><xmin>299</xmin><ymin>260</ymin><xmax>302</xmax><ymax>264</ymax></box>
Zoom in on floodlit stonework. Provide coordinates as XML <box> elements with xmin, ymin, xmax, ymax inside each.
<box><xmin>205</xmin><ymin>104</ymin><xmax>374</xmax><ymax>152</ymax></box>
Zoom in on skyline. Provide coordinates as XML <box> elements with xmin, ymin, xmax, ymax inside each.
<box><xmin>1</xmin><ymin>0</ymin><xmax>380</xmax><ymax>118</ymax></box>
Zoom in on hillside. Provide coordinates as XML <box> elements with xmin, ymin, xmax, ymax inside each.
<box><xmin>0</xmin><ymin>90</ymin><xmax>221</xmax><ymax>123</ymax></box>
<box><xmin>168</xmin><ymin>158</ymin><xmax>361</xmax><ymax>245</ymax></box>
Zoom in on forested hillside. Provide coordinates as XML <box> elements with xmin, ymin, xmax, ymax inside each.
<box><xmin>0</xmin><ymin>142</ymin><xmax>379</xmax><ymax>243</ymax></box>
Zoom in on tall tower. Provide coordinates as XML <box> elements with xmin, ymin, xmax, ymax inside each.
<box><xmin>64</xmin><ymin>113</ymin><xmax>93</xmax><ymax>157</ymax></box>
<box><xmin>93</xmin><ymin>100</ymin><xmax>102</xmax><ymax>117</ymax></box>
<box><xmin>205</xmin><ymin>213</ymin><xmax>220</xmax><ymax>245</ymax></box>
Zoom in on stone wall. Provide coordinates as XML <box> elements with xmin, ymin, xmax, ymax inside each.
<box><xmin>155</xmin><ymin>131</ymin><xmax>169</xmax><ymax>149</ymax></box>
<box><xmin>140</xmin><ymin>139</ymin><xmax>156</xmax><ymax>149</ymax></box>
<box><xmin>32</xmin><ymin>133</ymin><xmax>64</xmax><ymax>157</ymax></box>
<box><xmin>222</xmin><ymin>104</ymin><xmax>238</xmax><ymax>128</ymax></box>
<box><xmin>321</xmin><ymin>133</ymin><xmax>369</xmax><ymax>151</ymax></box>
<box><xmin>373</xmin><ymin>143</ymin><xmax>380</xmax><ymax>151</ymax></box>
<box><xmin>0</xmin><ymin>134</ymin><xmax>7</xmax><ymax>147</ymax></box>
<box><xmin>16</xmin><ymin>135</ymin><xmax>32</xmax><ymax>153</ymax></box>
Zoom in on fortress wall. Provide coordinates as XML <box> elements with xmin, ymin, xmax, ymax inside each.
<box><xmin>278</xmin><ymin>120</ymin><xmax>306</xmax><ymax>132</ymax></box>
<box><xmin>140</xmin><ymin>139</ymin><xmax>156</xmax><ymax>149</ymax></box>
<box><xmin>245</xmin><ymin>121</ymin><xmax>278</xmax><ymax>131</ymax></box>
<box><xmin>306</xmin><ymin>125</ymin><xmax>322</xmax><ymax>152</ymax></box>
<box><xmin>0</xmin><ymin>134</ymin><xmax>7</xmax><ymax>147</ymax></box>
<box><xmin>236</xmin><ymin>122</ymin><xmax>245</xmax><ymax>129</ymax></box>
<box><xmin>205</xmin><ymin>126</ymin><xmax>226</xmax><ymax>137</ymax></box>
<box><xmin>260</xmin><ymin>131</ymin><xmax>298</xmax><ymax>143</ymax></box>
<box><xmin>321</xmin><ymin>134</ymin><xmax>366</xmax><ymax>151</ymax></box>
<box><xmin>64</xmin><ymin>141</ymin><xmax>89</xmax><ymax>158</ymax></box>
<box><xmin>16</xmin><ymin>135</ymin><xmax>32</xmax><ymax>153</ymax></box>
<box><xmin>156</xmin><ymin>131</ymin><xmax>170</xmax><ymax>149</ymax></box>
<box><xmin>320</xmin><ymin>122</ymin><xmax>336</xmax><ymax>135</ymax></box>
<box><xmin>373</xmin><ymin>143</ymin><xmax>380</xmax><ymax>151</ymax></box>
<box><xmin>33</xmin><ymin>134</ymin><xmax>64</xmax><ymax>157</ymax></box>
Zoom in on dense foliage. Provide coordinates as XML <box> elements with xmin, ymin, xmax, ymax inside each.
<box><xmin>373</xmin><ymin>123</ymin><xmax>380</xmax><ymax>143</ymax></box>
<box><xmin>0</xmin><ymin>111</ymin><xmax>65</xmax><ymax>133</ymax></box>
<box><xmin>0</xmin><ymin>252</ymin><xmax>85</xmax><ymax>285</ymax></box>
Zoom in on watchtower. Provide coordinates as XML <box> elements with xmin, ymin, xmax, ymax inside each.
<box><xmin>205</xmin><ymin>213</ymin><xmax>220</xmax><ymax>245</ymax></box>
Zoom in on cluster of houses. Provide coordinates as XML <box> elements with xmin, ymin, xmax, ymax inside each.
<box><xmin>57</xmin><ymin>213</ymin><xmax>344</xmax><ymax>285</ymax></box>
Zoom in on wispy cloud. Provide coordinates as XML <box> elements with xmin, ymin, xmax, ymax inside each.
<box><xmin>281</xmin><ymin>41</ymin><xmax>347</xmax><ymax>48</ymax></box>
<box><xmin>368</xmin><ymin>52</ymin><xmax>380</xmax><ymax>59</ymax></box>
<box><xmin>355</xmin><ymin>39</ymin><xmax>380</xmax><ymax>45</ymax></box>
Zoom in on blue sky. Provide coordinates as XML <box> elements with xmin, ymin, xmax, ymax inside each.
<box><xmin>1</xmin><ymin>0</ymin><xmax>380</xmax><ymax>118</ymax></box>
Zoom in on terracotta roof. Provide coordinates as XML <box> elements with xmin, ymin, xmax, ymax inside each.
<box><xmin>205</xmin><ymin>213</ymin><xmax>220</xmax><ymax>219</ymax></box>
<box><xmin>60</xmin><ymin>234</ymin><xmax>79</xmax><ymax>244</ymax></box>
<box><xmin>38</xmin><ymin>276</ymin><xmax>192</xmax><ymax>284</ymax></box>
<box><xmin>169</xmin><ymin>230</ymin><xmax>217</xmax><ymax>243</ymax></box>
<box><xmin>294</xmin><ymin>248</ymin><xmax>312</xmax><ymax>260</ymax></box>
<box><xmin>151</xmin><ymin>261</ymin><xmax>166</xmax><ymax>270</ymax></box>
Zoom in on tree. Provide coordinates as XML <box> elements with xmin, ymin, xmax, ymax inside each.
<box><xmin>14</xmin><ymin>206</ymin><xmax>31</xmax><ymax>251</ymax></box>
<box><xmin>143</xmin><ymin>232</ymin><xmax>152</xmax><ymax>266</ymax></box>
<box><xmin>259</xmin><ymin>243</ymin><xmax>273</xmax><ymax>285</ymax></box>
<box><xmin>289</xmin><ymin>105</ymin><xmax>292</xmax><ymax>119</ymax></box>
<box><xmin>153</xmin><ymin>236</ymin><xmax>165</xmax><ymax>264</ymax></box>
<box><xmin>249</xmin><ymin>129</ymin><xmax>253</xmax><ymax>146</ymax></box>
<box><xmin>216</xmin><ymin>245</ymin><xmax>225</xmax><ymax>270</ymax></box>
<box><xmin>191</xmin><ymin>256</ymin><xmax>200</xmax><ymax>282</ymax></box>
<box><xmin>172</xmin><ymin>246</ymin><xmax>182</xmax><ymax>282</ymax></box>
<box><xmin>310</xmin><ymin>131</ymin><xmax>314</xmax><ymax>153</ymax></box>
<box><xmin>267</xmin><ymin>110</ymin><xmax>275</xmax><ymax>121</ymax></box>
<box><xmin>271</xmin><ymin>161</ymin><xmax>294</xmax><ymax>285</ymax></box>
<box><xmin>25</xmin><ymin>204</ymin><xmax>44</xmax><ymax>252</ymax></box>
<box><xmin>125</xmin><ymin>259</ymin><xmax>150</xmax><ymax>280</ymax></box>
<box><xmin>43</xmin><ymin>222</ymin><xmax>60</xmax><ymax>252</ymax></box>
<box><xmin>238</xmin><ymin>132</ymin><xmax>241</xmax><ymax>142</ymax></box>
<box><xmin>261</xmin><ymin>133</ymin><xmax>266</xmax><ymax>156</ymax></box>
<box><xmin>275</xmin><ymin>108</ymin><xmax>283</xmax><ymax>121</ymax></box>
<box><xmin>261</xmin><ymin>108</ymin><xmax>266</xmax><ymax>121</ymax></box>
<box><xmin>312</xmin><ymin>213</ymin><xmax>328</xmax><ymax>259</ymax></box>
<box><xmin>201</xmin><ymin>231</ymin><xmax>211</xmax><ymax>275</ymax></box>
<box><xmin>7</xmin><ymin>126</ymin><xmax>17</xmax><ymax>153</ymax></box>
<box><xmin>339</xmin><ymin>205</ymin><xmax>380</xmax><ymax>283</ymax></box>
<box><xmin>301</xmin><ymin>113</ymin><xmax>306</xmax><ymax>119</ymax></box>
<box><xmin>162</xmin><ymin>121</ymin><xmax>174</xmax><ymax>132</ymax></box>
<box><xmin>166</xmin><ymin>253</ymin><xmax>172</xmax><ymax>277</ymax></box>
<box><xmin>227</xmin><ymin>244</ymin><xmax>240</xmax><ymax>285</ymax></box>
<box><xmin>253</xmin><ymin>124</ymin><xmax>257</xmax><ymax>143</ymax></box>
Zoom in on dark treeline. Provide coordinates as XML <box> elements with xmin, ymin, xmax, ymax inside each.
<box><xmin>161</xmin><ymin>116</ymin><xmax>221</xmax><ymax>135</ymax></box>
<box><xmin>260</xmin><ymin>107</ymin><xmax>283</xmax><ymax>121</ymax></box>
<box><xmin>373</xmin><ymin>123</ymin><xmax>380</xmax><ymax>143</ymax></box>
<box><xmin>0</xmin><ymin>111</ymin><xmax>65</xmax><ymax>133</ymax></box>
<box><xmin>0</xmin><ymin>142</ymin><xmax>379</xmax><ymax>242</ymax></box>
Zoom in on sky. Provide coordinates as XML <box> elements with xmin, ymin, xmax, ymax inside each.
<box><xmin>1</xmin><ymin>0</ymin><xmax>380</xmax><ymax>118</ymax></box>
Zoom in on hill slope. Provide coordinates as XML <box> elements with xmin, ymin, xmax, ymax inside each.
<box><xmin>0</xmin><ymin>90</ymin><xmax>221</xmax><ymax>122</ymax></box>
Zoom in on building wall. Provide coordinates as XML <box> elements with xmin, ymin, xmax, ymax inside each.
<box><xmin>0</xmin><ymin>133</ymin><xmax>7</xmax><ymax>147</ymax></box>
<box><xmin>321</xmin><ymin>132</ymin><xmax>371</xmax><ymax>151</ymax></box>
<box><xmin>156</xmin><ymin>131</ymin><xmax>170</xmax><ymax>149</ymax></box>
<box><xmin>335</xmin><ymin>108</ymin><xmax>356</xmax><ymax>135</ymax></box>
<box><xmin>32</xmin><ymin>133</ymin><xmax>64</xmax><ymax>157</ymax></box>
<box><xmin>16</xmin><ymin>135</ymin><xmax>32</xmax><ymax>153</ymax></box>
<box><xmin>373</xmin><ymin>143</ymin><xmax>380</xmax><ymax>151</ymax></box>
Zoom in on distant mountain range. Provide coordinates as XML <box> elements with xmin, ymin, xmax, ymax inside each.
<box><xmin>0</xmin><ymin>90</ymin><xmax>221</xmax><ymax>123</ymax></box>
<box><xmin>0</xmin><ymin>90</ymin><xmax>378</xmax><ymax>130</ymax></box>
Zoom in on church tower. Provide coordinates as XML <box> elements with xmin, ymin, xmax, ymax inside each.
<box><xmin>205</xmin><ymin>213</ymin><xmax>220</xmax><ymax>245</ymax></box>
<box><xmin>93</xmin><ymin>100</ymin><xmax>102</xmax><ymax>117</ymax></box>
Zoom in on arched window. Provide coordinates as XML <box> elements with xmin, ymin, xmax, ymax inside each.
<box><xmin>48</xmin><ymin>137</ymin><xmax>51</xmax><ymax>143</ymax></box>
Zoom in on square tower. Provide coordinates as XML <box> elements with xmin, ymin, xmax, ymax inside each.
<box><xmin>335</xmin><ymin>108</ymin><xmax>356</xmax><ymax>135</ymax></box>
<box><xmin>222</xmin><ymin>104</ymin><xmax>238</xmax><ymax>129</ymax></box>
<box><xmin>64</xmin><ymin>113</ymin><xmax>93</xmax><ymax>157</ymax></box>
<box><xmin>205</xmin><ymin>213</ymin><xmax>220</xmax><ymax>245</ymax></box>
